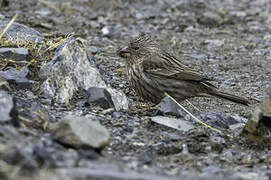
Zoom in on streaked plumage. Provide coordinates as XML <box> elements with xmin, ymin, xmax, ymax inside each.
<box><xmin>118</xmin><ymin>33</ymin><xmax>249</xmax><ymax>105</ymax></box>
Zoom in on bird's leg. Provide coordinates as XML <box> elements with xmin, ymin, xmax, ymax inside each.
<box><xmin>185</xmin><ymin>100</ymin><xmax>201</xmax><ymax>112</ymax></box>
<box><xmin>143</xmin><ymin>103</ymin><xmax>158</xmax><ymax>111</ymax></box>
<box><xmin>248</xmin><ymin>96</ymin><xmax>261</xmax><ymax>103</ymax></box>
<box><xmin>133</xmin><ymin>99</ymin><xmax>157</xmax><ymax>111</ymax></box>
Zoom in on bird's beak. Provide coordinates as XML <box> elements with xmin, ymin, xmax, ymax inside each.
<box><xmin>117</xmin><ymin>46</ymin><xmax>131</xmax><ymax>58</ymax></box>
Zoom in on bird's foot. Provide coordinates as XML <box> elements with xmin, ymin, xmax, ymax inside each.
<box><xmin>133</xmin><ymin>101</ymin><xmax>157</xmax><ymax>111</ymax></box>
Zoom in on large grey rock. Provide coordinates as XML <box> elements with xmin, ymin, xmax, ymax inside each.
<box><xmin>39</xmin><ymin>38</ymin><xmax>128</xmax><ymax>110</ymax></box>
<box><xmin>50</xmin><ymin>115</ymin><xmax>110</xmax><ymax>149</ymax></box>
<box><xmin>0</xmin><ymin>20</ymin><xmax>43</xmax><ymax>43</ymax></box>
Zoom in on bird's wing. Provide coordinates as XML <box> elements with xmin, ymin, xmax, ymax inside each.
<box><xmin>142</xmin><ymin>52</ymin><xmax>213</xmax><ymax>82</ymax></box>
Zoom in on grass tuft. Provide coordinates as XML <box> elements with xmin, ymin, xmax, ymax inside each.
<box><xmin>0</xmin><ymin>14</ymin><xmax>70</xmax><ymax>80</ymax></box>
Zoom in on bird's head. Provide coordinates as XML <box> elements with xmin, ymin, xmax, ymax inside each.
<box><xmin>117</xmin><ymin>33</ymin><xmax>158</xmax><ymax>65</ymax></box>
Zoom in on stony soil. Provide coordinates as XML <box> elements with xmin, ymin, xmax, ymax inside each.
<box><xmin>1</xmin><ymin>0</ymin><xmax>271</xmax><ymax>179</ymax></box>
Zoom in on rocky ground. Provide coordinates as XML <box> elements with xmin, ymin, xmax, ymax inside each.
<box><xmin>0</xmin><ymin>0</ymin><xmax>271</xmax><ymax>179</ymax></box>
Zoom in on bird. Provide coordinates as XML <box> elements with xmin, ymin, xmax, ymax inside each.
<box><xmin>117</xmin><ymin>33</ymin><xmax>250</xmax><ymax>106</ymax></box>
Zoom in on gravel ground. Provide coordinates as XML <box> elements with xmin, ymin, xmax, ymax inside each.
<box><xmin>1</xmin><ymin>0</ymin><xmax>271</xmax><ymax>179</ymax></box>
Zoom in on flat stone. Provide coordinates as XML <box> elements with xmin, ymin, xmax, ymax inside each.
<box><xmin>0</xmin><ymin>67</ymin><xmax>34</xmax><ymax>87</ymax></box>
<box><xmin>0</xmin><ymin>48</ymin><xmax>31</xmax><ymax>62</ymax></box>
<box><xmin>151</xmin><ymin>116</ymin><xmax>194</xmax><ymax>132</ymax></box>
<box><xmin>50</xmin><ymin>115</ymin><xmax>110</xmax><ymax>149</ymax></box>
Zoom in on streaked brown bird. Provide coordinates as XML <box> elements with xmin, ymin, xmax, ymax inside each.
<box><xmin>118</xmin><ymin>33</ymin><xmax>249</xmax><ymax>106</ymax></box>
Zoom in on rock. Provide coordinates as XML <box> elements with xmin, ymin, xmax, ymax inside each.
<box><xmin>0</xmin><ymin>67</ymin><xmax>34</xmax><ymax>87</ymax></box>
<box><xmin>101</xmin><ymin>26</ymin><xmax>121</xmax><ymax>38</ymax></box>
<box><xmin>112</xmin><ymin>111</ymin><xmax>122</xmax><ymax>119</ymax></box>
<box><xmin>232</xmin><ymin>172</ymin><xmax>267</xmax><ymax>180</ymax></box>
<box><xmin>151</xmin><ymin>116</ymin><xmax>194</xmax><ymax>132</ymax></box>
<box><xmin>197</xmin><ymin>12</ymin><xmax>222</xmax><ymax>27</ymax></box>
<box><xmin>0</xmin><ymin>91</ymin><xmax>18</xmax><ymax>126</ymax></box>
<box><xmin>243</xmin><ymin>89</ymin><xmax>271</xmax><ymax>138</ymax></box>
<box><xmin>78</xmin><ymin>149</ymin><xmax>100</xmax><ymax>160</ymax></box>
<box><xmin>86</xmin><ymin>87</ymin><xmax>114</xmax><ymax>109</ymax></box>
<box><xmin>185</xmin><ymin>128</ymin><xmax>212</xmax><ymax>154</ymax></box>
<box><xmin>263</xmin><ymin>34</ymin><xmax>271</xmax><ymax>46</ymax></box>
<box><xmin>101</xmin><ymin>27</ymin><xmax>112</xmax><ymax>37</ymax></box>
<box><xmin>0</xmin><ymin>75</ymin><xmax>10</xmax><ymax>90</ymax></box>
<box><xmin>184</xmin><ymin>26</ymin><xmax>202</xmax><ymax>33</ymax></box>
<box><xmin>50</xmin><ymin>115</ymin><xmax>110</xmax><ymax>149</ymax></box>
<box><xmin>229</xmin><ymin>123</ymin><xmax>245</xmax><ymax>131</ymax></box>
<box><xmin>0</xmin><ymin>126</ymin><xmax>19</xmax><ymax>150</ymax></box>
<box><xmin>0</xmin><ymin>48</ymin><xmax>31</xmax><ymax>62</ymax></box>
<box><xmin>0</xmin><ymin>20</ymin><xmax>43</xmax><ymax>43</ymax></box>
<box><xmin>196</xmin><ymin>112</ymin><xmax>247</xmax><ymax>129</ymax></box>
<box><xmin>156</xmin><ymin>97</ymin><xmax>186</xmax><ymax>118</ymax></box>
<box><xmin>2</xmin><ymin>145</ymin><xmax>39</xmax><ymax>171</ymax></box>
<box><xmin>265</xmin><ymin>170</ymin><xmax>271</xmax><ymax>179</ymax></box>
<box><xmin>203</xmin><ymin>39</ymin><xmax>225</xmax><ymax>48</ymax></box>
<box><xmin>209</xmin><ymin>136</ymin><xmax>225</xmax><ymax>153</ymax></box>
<box><xmin>0</xmin><ymin>91</ymin><xmax>13</xmax><ymax>123</ymax></box>
<box><xmin>1</xmin><ymin>135</ymin><xmax>79</xmax><ymax>170</ymax></box>
<box><xmin>39</xmin><ymin>38</ymin><xmax>128</xmax><ymax>110</ymax></box>
<box><xmin>201</xmin><ymin>165</ymin><xmax>221</xmax><ymax>174</ymax></box>
<box><xmin>151</xmin><ymin>141</ymin><xmax>182</xmax><ymax>155</ymax></box>
<box><xmin>186</xmin><ymin>53</ymin><xmax>207</xmax><ymax>60</ymax></box>
<box><xmin>16</xmin><ymin>100</ymin><xmax>50</xmax><ymax>130</ymax></box>
<box><xmin>0</xmin><ymin>161</ymin><xmax>72</xmax><ymax>180</ymax></box>
<box><xmin>89</xmin><ymin>20</ymin><xmax>100</xmax><ymax>28</ymax></box>
<box><xmin>0</xmin><ymin>160</ymin><xmax>19</xmax><ymax>180</ymax></box>
<box><xmin>86</xmin><ymin>46</ymin><xmax>99</xmax><ymax>55</ymax></box>
<box><xmin>230</xmin><ymin>11</ymin><xmax>247</xmax><ymax>18</ymax></box>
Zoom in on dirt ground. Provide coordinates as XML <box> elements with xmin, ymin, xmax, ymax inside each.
<box><xmin>1</xmin><ymin>0</ymin><xmax>271</xmax><ymax>179</ymax></box>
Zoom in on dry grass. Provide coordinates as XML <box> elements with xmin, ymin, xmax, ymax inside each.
<box><xmin>0</xmin><ymin>14</ymin><xmax>69</xmax><ymax>74</ymax></box>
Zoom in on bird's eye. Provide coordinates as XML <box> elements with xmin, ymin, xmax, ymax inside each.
<box><xmin>134</xmin><ymin>46</ymin><xmax>139</xmax><ymax>50</ymax></box>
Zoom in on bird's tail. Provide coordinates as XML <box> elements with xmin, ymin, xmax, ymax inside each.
<box><xmin>210</xmin><ymin>90</ymin><xmax>250</xmax><ymax>106</ymax></box>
